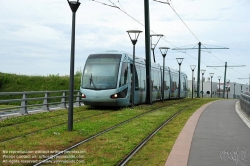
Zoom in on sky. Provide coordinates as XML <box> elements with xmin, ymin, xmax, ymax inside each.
<box><xmin>0</xmin><ymin>0</ymin><xmax>250</xmax><ymax>85</ymax></box>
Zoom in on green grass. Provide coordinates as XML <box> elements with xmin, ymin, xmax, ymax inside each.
<box><xmin>0</xmin><ymin>72</ymin><xmax>82</xmax><ymax>106</ymax></box>
<box><xmin>0</xmin><ymin>109</ymin><xmax>111</xmax><ymax>142</ymax></box>
<box><xmin>0</xmin><ymin>106</ymin><xmax>91</xmax><ymax>127</ymax></box>
<box><xmin>0</xmin><ymin>72</ymin><xmax>81</xmax><ymax>92</ymax></box>
<box><xmin>69</xmin><ymin>104</ymin><xmax>189</xmax><ymax>165</ymax></box>
<box><xmin>0</xmin><ymin>98</ymin><xmax>219</xmax><ymax>166</ymax></box>
<box><xmin>0</xmin><ymin>105</ymin><xmax>18</xmax><ymax>113</ymax></box>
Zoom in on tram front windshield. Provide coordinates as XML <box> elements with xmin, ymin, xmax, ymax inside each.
<box><xmin>81</xmin><ymin>54</ymin><xmax>121</xmax><ymax>90</ymax></box>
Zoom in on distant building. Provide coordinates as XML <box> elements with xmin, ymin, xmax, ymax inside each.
<box><xmin>188</xmin><ymin>77</ymin><xmax>248</xmax><ymax>98</ymax></box>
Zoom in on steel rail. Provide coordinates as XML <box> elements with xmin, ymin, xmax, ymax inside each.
<box><xmin>0</xmin><ymin>111</ymin><xmax>111</xmax><ymax>143</ymax></box>
<box><xmin>117</xmin><ymin>105</ymin><xmax>191</xmax><ymax>166</ymax></box>
<box><xmin>33</xmin><ymin>100</ymin><xmax>187</xmax><ymax>166</ymax></box>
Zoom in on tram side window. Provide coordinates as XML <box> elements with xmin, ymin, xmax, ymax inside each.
<box><xmin>164</xmin><ymin>73</ymin><xmax>170</xmax><ymax>90</ymax></box>
<box><xmin>181</xmin><ymin>75</ymin><xmax>184</xmax><ymax>91</ymax></box>
<box><xmin>140</xmin><ymin>66</ymin><xmax>146</xmax><ymax>90</ymax></box>
<box><xmin>153</xmin><ymin>70</ymin><xmax>160</xmax><ymax>90</ymax></box>
<box><xmin>130</xmin><ymin>64</ymin><xmax>139</xmax><ymax>90</ymax></box>
<box><xmin>119</xmin><ymin>63</ymin><xmax>128</xmax><ymax>87</ymax></box>
<box><xmin>176</xmin><ymin>75</ymin><xmax>179</xmax><ymax>90</ymax></box>
<box><xmin>136</xmin><ymin>65</ymin><xmax>141</xmax><ymax>90</ymax></box>
<box><xmin>151</xmin><ymin>70</ymin><xmax>157</xmax><ymax>90</ymax></box>
<box><xmin>182</xmin><ymin>75</ymin><xmax>187</xmax><ymax>90</ymax></box>
<box><xmin>181</xmin><ymin>76</ymin><xmax>185</xmax><ymax>90</ymax></box>
<box><xmin>171</xmin><ymin>74</ymin><xmax>178</xmax><ymax>92</ymax></box>
<box><xmin>157</xmin><ymin>71</ymin><xmax>161</xmax><ymax>90</ymax></box>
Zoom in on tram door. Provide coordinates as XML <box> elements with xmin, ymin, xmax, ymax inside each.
<box><xmin>119</xmin><ymin>62</ymin><xmax>131</xmax><ymax>106</ymax></box>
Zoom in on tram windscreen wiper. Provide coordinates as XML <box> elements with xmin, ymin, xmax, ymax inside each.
<box><xmin>90</xmin><ymin>73</ymin><xmax>97</xmax><ymax>89</ymax></box>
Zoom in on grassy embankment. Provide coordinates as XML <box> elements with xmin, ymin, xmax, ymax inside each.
<box><xmin>0</xmin><ymin>72</ymin><xmax>82</xmax><ymax>107</ymax></box>
<box><xmin>0</xmin><ymin>72</ymin><xmax>81</xmax><ymax>92</ymax></box>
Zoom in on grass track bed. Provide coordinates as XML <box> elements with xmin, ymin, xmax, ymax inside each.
<box><xmin>0</xmin><ymin>106</ymin><xmax>91</xmax><ymax>127</ymax></box>
<box><xmin>52</xmin><ymin>102</ymin><xmax>194</xmax><ymax>165</ymax></box>
<box><xmin>0</xmin><ymin>110</ymin><xmax>111</xmax><ymax>142</ymax></box>
<box><xmin>0</xmin><ymin>98</ymin><xmax>217</xmax><ymax>166</ymax></box>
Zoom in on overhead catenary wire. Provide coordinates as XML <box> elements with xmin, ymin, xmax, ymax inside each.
<box><xmin>167</xmin><ymin>4</ymin><xmax>201</xmax><ymax>42</ymax></box>
<box><xmin>153</xmin><ymin>1</ymin><xmax>230</xmax><ymax>66</ymax></box>
<box><xmin>169</xmin><ymin>0</ymin><xmax>175</xmax><ymax>9</ymax></box>
<box><xmin>232</xmin><ymin>68</ymin><xmax>249</xmax><ymax>77</ymax></box>
<box><xmin>90</xmin><ymin>0</ymin><xmax>120</xmax><ymax>8</ymax></box>
<box><xmin>89</xmin><ymin>0</ymin><xmax>247</xmax><ymax>80</ymax></box>
<box><xmin>153</xmin><ymin>0</ymin><xmax>170</xmax><ymax>4</ymax></box>
<box><xmin>99</xmin><ymin>0</ymin><xmax>179</xmax><ymax>48</ymax></box>
<box><xmin>91</xmin><ymin>0</ymin><xmax>202</xmax><ymax>54</ymax></box>
<box><xmin>92</xmin><ymin>1</ymin><xmax>239</xmax><ymax>78</ymax></box>
<box><xmin>117</xmin><ymin>0</ymin><xmax>125</xmax><ymax>11</ymax></box>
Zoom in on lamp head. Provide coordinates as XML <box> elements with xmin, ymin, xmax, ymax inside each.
<box><xmin>176</xmin><ymin>58</ymin><xmax>184</xmax><ymax>65</ymax></box>
<box><xmin>190</xmin><ymin>65</ymin><xmax>196</xmax><ymax>70</ymax></box>
<box><xmin>159</xmin><ymin>47</ymin><xmax>170</xmax><ymax>57</ymax></box>
<box><xmin>209</xmin><ymin>73</ymin><xmax>214</xmax><ymax>78</ymax></box>
<box><xmin>67</xmin><ymin>0</ymin><xmax>81</xmax><ymax>12</ymax></box>
<box><xmin>126</xmin><ymin>30</ymin><xmax>143</xmax><ymax>45</ymax></box>
<box><xmin>200</xmin><ymin>69</ymin><xmax>206</xmax><ymax>74</ymax></box>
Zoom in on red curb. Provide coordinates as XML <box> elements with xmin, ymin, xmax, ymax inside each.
<box><xmin>164</xmin><ymin>101</ymin><xmax>215</xmax><ymax>166</ymax></box>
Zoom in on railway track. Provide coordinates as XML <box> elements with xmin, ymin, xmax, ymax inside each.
<box><xmin>0</xmin><ymin>108</ymin><xmax>94</xmax><ymax>127</ymax></box>
<box><xmin>33</xmin><ymin>99</ymin><xmax>191</xmax><ymax>165</ymax></box>
<box><xmin>116</xmin><ymin>106</ymin><xmax>190</xmax><ymax>166</ymax></box>
<box><xmin>0</xmin><ymin>111</ymin><xmax>112</xmax><ymax>143</ymax></box>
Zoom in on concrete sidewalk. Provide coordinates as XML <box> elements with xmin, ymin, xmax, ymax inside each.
<box><xmin>165</xmin><ymin>99</ymin><xmax>250</xmax><ymax>166</ymax></box>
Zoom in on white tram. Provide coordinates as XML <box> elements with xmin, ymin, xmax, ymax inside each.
<box><xmin>80</xmin><ymin>50</ymin><xmax>188</xmax><ymax>107</ymax></box>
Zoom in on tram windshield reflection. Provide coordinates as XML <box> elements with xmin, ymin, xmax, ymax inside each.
<box><xmin>81</xmin><ymin>54</ymin><xmax>121</xmax><ymax>90</ymax></box>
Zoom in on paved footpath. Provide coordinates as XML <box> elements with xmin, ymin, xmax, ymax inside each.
<box><xmin>165</xmin><ymin>99</ymin><xmax>250</xmax><ymax>166</ymax></box>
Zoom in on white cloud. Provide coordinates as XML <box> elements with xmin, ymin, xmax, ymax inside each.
<box><xmin>0</xmin><ymin>0</ymin><xmax>249</xmax><ymax>84</ymax></box>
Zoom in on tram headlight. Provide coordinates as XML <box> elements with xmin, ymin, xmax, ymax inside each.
<box><xmin>110</xmin><ymin>93</ymin><xmax>118</xmax><ymax>99</ymax></box>
<box><xmin>81</xmin><ymin>93</ymin><xmax>86</xmax><ymax>98</ymax></box>
<box><xmin>110</xmin><ymin>88</ymin><xmax>128</xmax><ymax>99</ymax></box>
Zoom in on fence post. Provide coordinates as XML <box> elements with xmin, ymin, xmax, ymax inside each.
<box><xmin>75</xmin><ymin>92</ymin><xmax>81</xmax><ymax>107</ymax></box>
<box><xmin>60</xmin><ymin>92</ymin><xmax>67</xmax><ymax>108</ymax></box>
<box><xmin>42</xmin><ymin>92</ymin><xmax>50</xmax><ymax>111</ymax></box>
<box><xmin>20</xmin><ymin>93</ymin><xmax>28</xmax><ymax>114</ymax></box>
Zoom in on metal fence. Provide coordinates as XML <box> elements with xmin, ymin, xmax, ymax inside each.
<box><xmin>239</xmin><ymin>92</ymin><xmax>250</xmax><ymax>116</ymax></box>
<box><xmin>187</xmin><ymin>92</ymin><xmax>239</xmax><ymax>99</ymax></box>
<box><xmin>0</xmin><ymin>90</ymin><xmax>82</xmax><ymax>115</ymax></box>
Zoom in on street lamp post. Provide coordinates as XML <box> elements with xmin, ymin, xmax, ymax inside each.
<box><xmin>127</xmin><ymin>30</ymin><xmax>142</xmax><ymax>108</ymax></box>
<box><xmin>233</xmin><ymin>82</ymin><xmax>236</xmax><ymax>98</ymax></box>
<box><xmin>67</xmin><ymin>0</ymin><xmax>80</xmax><ymax>132</ymax></box>
<box><xmin>217</xmin><ymin>76</ymin><xmax>221</xmax><ymax>98</ymax></box>
<box><xmin>209</xmin><ymin>73</ymin><xmax>214</xmax><ymax>98</ymax></box>
<box><xmin>201</xmin><ymin>69</ymin><xmax>206</xmax><ymax>98</ymax></box>
<box><xmin>176</xmin><ymin>58</ymin><xmax>184</xmax><ymax>99</ymax></box>
<box><xmin>159</xmin><ymin>47</ymin><xmax>170</xmax><ymax>102</ymax></box>
<box><xmin>190</xmin><ymin>65</ymin><xmax>196</xmax><ymax>99</ymax></box>
<box><xmin>150</xmin><ymin>34</ymin><xmax>163</xmax><ymax>63</ymax></box>
<box><xmin>226</xmin><ymin>80</ymin><xmax>230</xmax><ymax>98</ymax></box>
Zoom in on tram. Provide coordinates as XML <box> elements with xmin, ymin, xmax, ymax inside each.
<box><xmin>80</xmin><ymin>50</ymin><xmax>188</xmax><ymax>107</ymax></box>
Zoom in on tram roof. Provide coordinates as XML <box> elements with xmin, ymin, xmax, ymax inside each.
<box><xmin>92</xmin><ymin>50</ymin><xmax>186</xmax><ymax>76</ymax></box>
